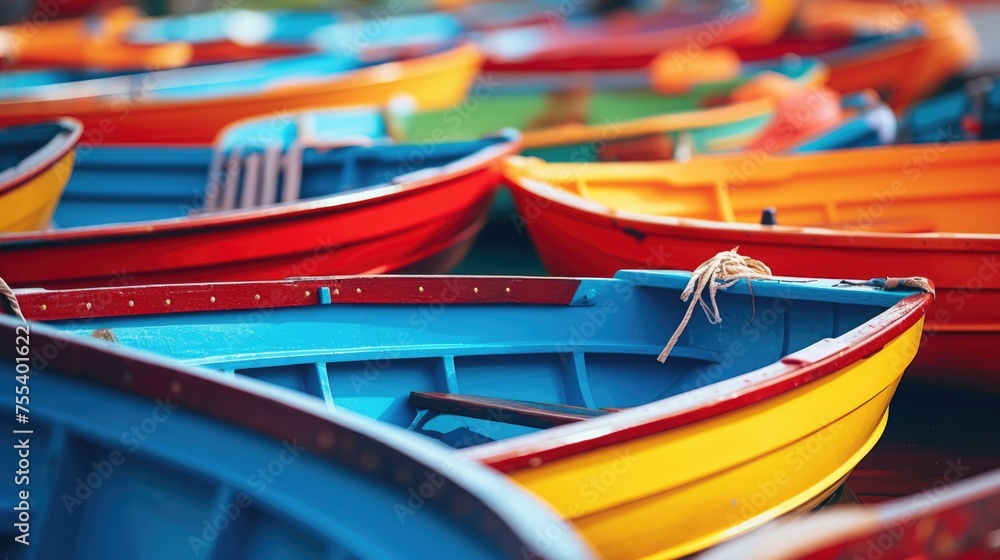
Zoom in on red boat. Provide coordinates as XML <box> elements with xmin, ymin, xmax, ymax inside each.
<box><xmin>503</xmin><ymin>141</ymin><xmax>1000</xmax><ymax>392</ymax></box>
<box><xmin>700</xmin><ymin>467</ymin><xmax>1000</xmax><ymax>560</ymax></box>
<box><xmin>0</xmin><ymin>109</ymin><xmax>519</xmax><ymax>289</ymax></box>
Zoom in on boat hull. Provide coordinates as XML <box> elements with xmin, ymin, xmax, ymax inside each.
<box><xmin>702</xmin><ymin>467</ymin><xmax>1000</xmax><ymax>560</ymax></box>
<box><xmin>16</xmin><ymin>270</ymin><xmax>931</xmax><ymax>559</ymax></box>
<box><xmin>0</xmin><ymin>119</ymin><xmax>82</xmax><ymax>232</ymax></box>
<box><xmin>495</xmin><ymin>321</ymin><xmax>919</xmax><ymax>559</ymax></box>
<box><xmin>0</xmin><ymin>149</ymin><xmax>74</xmax><ymax>232</ymax></box>
<box><xmin>0</xmin><ymin>315</ymin><xmax>595</xmax><ymax>560</ymax></box>
<box><xmin>0</xmin><ymin>162</ymin><xmax>501</xmax><ymax>289</ymax></box>
<box><xmin>0</xmin><ymin>43</ymin><xmax>481</xmax><ymax>145</ymax></box>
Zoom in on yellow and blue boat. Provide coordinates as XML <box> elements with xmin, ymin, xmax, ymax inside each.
<box><xmin>14</xmin><ymin>266</ymin><xmax>933</xmax><ymax>558</ymax></box>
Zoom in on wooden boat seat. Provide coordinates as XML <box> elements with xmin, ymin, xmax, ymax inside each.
<box><xmin>409</xmin><ymin>391</ymin><xmax>616</xmax><ymax>429</ymax></box>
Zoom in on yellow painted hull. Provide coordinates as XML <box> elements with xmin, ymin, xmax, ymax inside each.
<box><xmin>505</xmin><ymin>320</ymin><xmax>924</xmax><ymax>559</ymax></box>
<box><xmin>0</xmin><ymin>150</ymin><xmax>75</xmax><ymax>232</ymax></box>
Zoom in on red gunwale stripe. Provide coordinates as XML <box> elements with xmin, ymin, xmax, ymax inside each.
<box><xmin>0</xmin><ymin>118</ymin><xmax>82</xmax><ymax>196</ymax></box>
<box><xmin>17</xmin><ymin>276</ymin><xmax>584</xmax><ymax>320</ymax></box>
<box><xmin>464</xmin><ymin>292</ymin><xmax>934</xmax><ymax>472</ymax></box>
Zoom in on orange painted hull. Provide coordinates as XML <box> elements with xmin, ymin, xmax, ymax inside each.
<box><xmin>0</xmin><ymin>43</ymin><xmax>482</xmax><ymax>145</ymax></box>
<box><xmin>504</xmin><ymin>142</ymin><xmax>1000</xmax><ymax>392</ymax></box>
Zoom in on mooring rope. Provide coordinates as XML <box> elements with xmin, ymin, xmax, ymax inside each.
<box><xmin>657</xmin><ymin>247</ymin><xmax>772</xmax><ymax>363</ymax></box>
<box><xmin>0</xmin><ymin>276</ymin><xmax>25</xmax><ymax>321</ymax></box>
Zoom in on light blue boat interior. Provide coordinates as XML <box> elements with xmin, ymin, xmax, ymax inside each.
<box><xmin>54</xmin><ymin>116</ymin><xmax>509</xmax><ymax>229</ymax></box>
<box><xmin>48</xmin><ymin>271</ymin><xmax>917</xmax><ymax>450</ymax></box>
<box><xmin>0</xmin><ymin>317</ymin><xmax>591</xmax><ymax>560</ymax></box>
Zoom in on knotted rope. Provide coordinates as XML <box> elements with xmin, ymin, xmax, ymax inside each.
<box><xmin>657</xmin><ymin>247</ymin><xmax>772</xmax><ymax>363</ymax></box>
<box><xmin>0</xmin><ymin>276</ymin><xmax>24</xmax><ymax>321</ymax></box>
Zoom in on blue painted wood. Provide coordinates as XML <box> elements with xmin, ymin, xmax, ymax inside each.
<box><xmin>44</xmin><ymin>271</ymin><xmax>918</xmax><ymax>451</ymax></box>
<box><xmin>0</xmin><ymin>315</ymin><xmax>594</xmax><ymax>560</ymax></box>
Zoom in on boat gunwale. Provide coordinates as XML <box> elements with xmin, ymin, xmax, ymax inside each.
<box><xmin>0</xmin><ymin>130</ymin><xmax>520</xmax><ymax>248</ymax></box>
<box><xmin>0</xmin><ymin>117</ymin><xmax>82</xmax><ymax>196</ymax></box>
<box><xmin>0</xmin><ymin>313</ymin><xmax>594</xmax><ymax>560</ymax></box>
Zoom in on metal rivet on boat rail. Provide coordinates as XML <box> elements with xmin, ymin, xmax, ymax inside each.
<box><xmin>165</xmin><ymin>299</ymin><xmax>171</xmax><ymax>306</ymax></box>
<box><xmin>40</xmin><ymin>304</ymin><xmax>46</xmax><ymax>312</ymax></box>
<box><xmin>419</xmin><ymin>286</ymin><xmax>424</xmax><ymax>293</ymax></box>
<box><xmin>505</xmin><ymin>287</ymin><xmax>510</xmax><ymax>293</ymax></box>
<box><xmin>318</xmin><ymin>287</ymin><xmax>332</xmax><ymax>305</ymax></box>
<box><xmin>86</xmin><ymin>302</ymin><xmax>92</xmax><ymax>310</ymax></box>
<box><xmin>254</xmin><ymin>294</ymin><xmax>261</xmax><ymax>301</ymax></box>
<box><xmin>304</xmin><ymin>290</ymin><xmax>311</xmax><ymax>297</ymax></box>
<box><xmin>473</xmin><ymin>287</ymin><xmax>479</xmax><ymax>294</ymax></box>
<box><xmin>356</xmin><ymin>288</ymin><xmax>362</xmax><ymax>294</ymax></box>
<box><xmin>170</xmin><ymin>381</ymin><xmax>182</xmax><ymax>395</ymax></box>
<box><xmin>333</xmin><ymin>288</ymin><xmax>340</xmax><ymax>296</ymax></box>
<box><xmin>528</xmin><ymin>457</ymin><xmax>542</xmax><ymax>467</ymax></box>
<box><xmin>128</xmin><ymin>300</ymin><xmax>134</xmax><ymax>307</ymax></box>
<box><xmin>210</xmin><ymin>297</ymin><xmax>216</xmax><ymax>303</ymax></box>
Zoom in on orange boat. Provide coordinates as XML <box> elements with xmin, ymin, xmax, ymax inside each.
<box><xmin>503</xmin><ymin>141</ymin><xmax>1000</xmax><ymax>393</ymax></box>
<box><xmin>736</xmin><ymin>0</ymin><xmax>979</xmax><ymax>108</ymax></box>
<box><xmin>0</xmin><ymin>42</ymin><xmax>481</xmax><ymax>144</ymax></box>
<box><xmin>0</xmin><ymin>6</ymin><xmax>192</xmax><ymax>71</ymax></box>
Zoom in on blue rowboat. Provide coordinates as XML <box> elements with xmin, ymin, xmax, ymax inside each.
<box><xmin>0</xmin><ymin>314</ymin><xmax>594</xmax><ymax>560</ymax></box>
<box><xmin>0</xmin><ymin>108</ymin><xmax>520</xmax><ymax>289</ymax></box>
<box><xmin>13</xmin><ymin>267</ymin><xmax>934</xmax><ymax>558</ymax></box>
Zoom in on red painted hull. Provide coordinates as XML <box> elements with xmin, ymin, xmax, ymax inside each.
<box><xmin>0</xmin><ymin>142</ymin><xmax>516</xmax><ymax>290</ymax></box>
<box><xmin>703</xmin><ymin>468</ymin><xmax>1000</xmax><ymax>560</ymax></box>
<box><xmin>506</xmin><ymin>184</ymin><xmax>1000</xmax><ymax>394</ymax></box>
